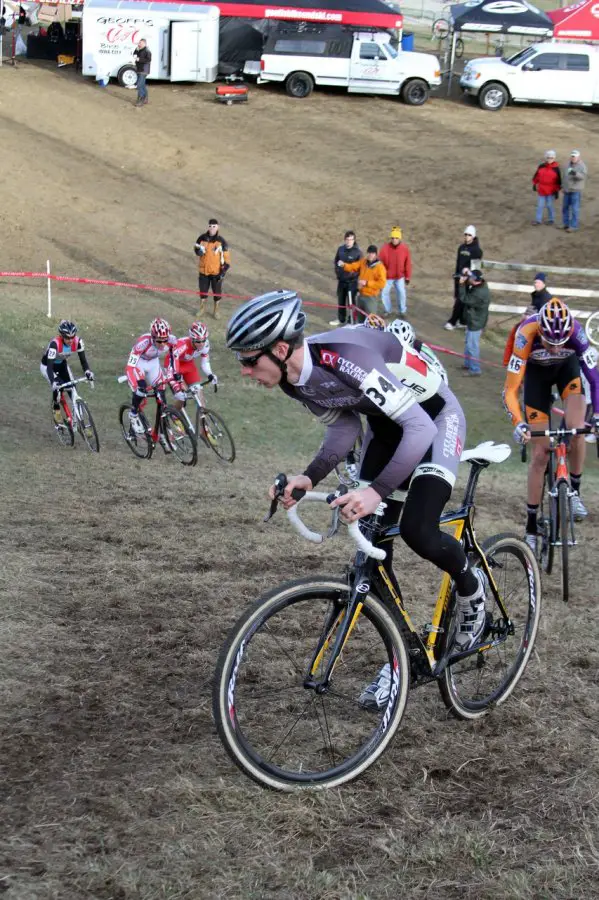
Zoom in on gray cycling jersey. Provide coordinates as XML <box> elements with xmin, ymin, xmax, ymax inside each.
<box><xmin>281</xmin><ymin>326</ymin><xmax>465</xmax><ymax>498</ymax></box>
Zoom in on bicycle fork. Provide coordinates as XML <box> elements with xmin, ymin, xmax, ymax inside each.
<box><xmin>303</xmin><ymin>574</ymin><xmax>369</xmax><ymax>693</ymax></box>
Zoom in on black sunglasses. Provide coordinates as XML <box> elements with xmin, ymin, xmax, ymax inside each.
<box><xmin>236</xmin><ymin>349</ymin><xmax>268</xmax><ymax>367</ymax></box>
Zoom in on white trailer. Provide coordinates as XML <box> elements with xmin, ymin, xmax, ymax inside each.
<box><xmin>82</xmin><ymin>0</ymin><xmax>219</xmax><ymax>86</ymax></box>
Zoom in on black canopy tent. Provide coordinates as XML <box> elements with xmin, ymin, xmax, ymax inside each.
<box><xmin>446</xmin><ymin>0</ymin><xmax>553</xmax><ymax>92</ymax></box>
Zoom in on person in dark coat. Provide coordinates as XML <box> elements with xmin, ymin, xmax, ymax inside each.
<box><xmin>445</xmin><ymin>225</ymin><xmax>483</xmax><ymax>330</ymax></box>
<box><xmin>330</xmin><ymin>230</ymin><xmax>362</xmax><ymax>325</ymax></box>
<box><xmin>530</xmin><ymin>272</ymin><xmax>552</xmax><ymax>312</ymax></box>
<box><xmin>133</xmin><ymin>39</ymin><xmax>151</xmax><ymax>108</ymax></box>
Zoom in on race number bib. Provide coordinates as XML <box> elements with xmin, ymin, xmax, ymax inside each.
<box><xmin>128</xmin><ymin>352</ymin><xmax>140</xmax><ymax>367</ymax></box>
<box><xmin>361</xmin><ymin>369</ymin><xmax>415</xmax><ymax>419</ymax></box>
<box><xmin>507</xmin><ymin>355</ymin><xmax>523</xmax><ymax>374</ymax></box>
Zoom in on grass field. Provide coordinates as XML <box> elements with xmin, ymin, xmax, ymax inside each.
<box><xmin>2</xmin><ymin>59</ymin><xmax>599</xmax><ymax>900</ymax></box>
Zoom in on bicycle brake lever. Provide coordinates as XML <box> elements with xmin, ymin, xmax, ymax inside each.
<box><xmin>264</xmin><ymin>473</ymin><xmax>287</xmax><ymax>523</ymax></box>
<box><xmin>325</xmin><ymin>483</ymin><xmax>349</xmax><ymax>534</ymax></box>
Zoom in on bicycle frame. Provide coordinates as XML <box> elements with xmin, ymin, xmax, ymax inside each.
<box><xmin>303</xmin><ymin>461</ymin><xmax>512</xmax><ymax>694</ymax></box>
<box><xmin>174</xmin><ymin>379</ymin><xmax>214</xmax><ymax>437</ymax></box>
<box><xmin>56</xmin><ymin>377</ymin><xmax>90</xmax><ymax>426</ymax></box>
<box><xmin>527</xmin><ymin>426</ymin><xmax>595</xmax><ymax>551</ymax></box>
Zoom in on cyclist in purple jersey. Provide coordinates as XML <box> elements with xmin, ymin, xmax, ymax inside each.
<box><xmin>227</xmin><ymin>291</ymin><xmax>491</xmax><ymax>695</ymax></box>
<box><xmin>504</xmin><ymin>298</ymin><xmax>599</xmax><ymax>538</ymax></box>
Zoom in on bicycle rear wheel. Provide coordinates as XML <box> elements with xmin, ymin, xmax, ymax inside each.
<box><xmin>119</xmin><ymin>404</ymin><xmax>153</xmax><ymax>459</ymax></box>
<box><xmin>439</xmin><ymin>533</ymin><xmax>541</xmax><ymax>720</ymax></box>
<box><xmin>51</xmin><ymin>401</ymin><xmax>74</xmax><ymax>447</ymax></box>
<box><xmin>75</xmin><ymin>399</ymin><xmax>100</xmax><ymax>453</ymax></box>
<box><xmin>162</xmin><ymin>408</ymin><xmax>197</xmax><ymax>466</ymax></box>
<box><xmin>558</xmin><ymin>481</ymin><xmax>570</xmax><ymax>604</ymax></box>
<box><xmin>213</xmin><ymin>576</ymin><xmax>410</xmax><ymax>791</ymax></box>
<box><xmin>198</xmin><ymin>408</ymin><xmax>235</xmax><ymax>462</ymax></box>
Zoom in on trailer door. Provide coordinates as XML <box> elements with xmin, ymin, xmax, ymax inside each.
<box><xmin>170</xmin><ymin>21</ymin><xmax>203</xmax><ymax>82</ymax></box>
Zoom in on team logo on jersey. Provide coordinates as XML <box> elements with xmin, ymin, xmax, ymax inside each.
<box><xmin>515</xmin><ymin>332</ymin><xmax>528</xmax><ymax>350</ymax></box>
<box><xmin>405</xmin><ymin>350</ymin><xmax>428</xmax><ymax>376</ymax></box>
<box><xmin>320</xmin><ymin>349</ymin><xmax>339</xmax><ymax>367</ymax></box>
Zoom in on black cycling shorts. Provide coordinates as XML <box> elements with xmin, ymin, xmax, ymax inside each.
<box><xmin>524</xmin><ymin>355</ymin><xmax>582</xmax><ymax>423</ymax></box>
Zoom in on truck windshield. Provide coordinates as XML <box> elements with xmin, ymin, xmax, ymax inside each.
<box><xmin>505</xmin><ymin>47</ymin><xmax>537</xmax><ymax>67</ymax></box>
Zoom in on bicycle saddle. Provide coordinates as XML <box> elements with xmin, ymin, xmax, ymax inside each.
<box><xmin>461</xmin><ymin>441</ymin><xmax>511</xmax><ymax>464</ymax></box>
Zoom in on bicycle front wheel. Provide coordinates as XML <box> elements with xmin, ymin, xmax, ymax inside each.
<box><xmin>213</xmin><ymin>577</ymin><xmax>410</xmax><ymax>791</ymax></box>
<box><xmin>558</xmin><ymin>481</ymin><xmax>570</xmax><ymax>604</ymax></box>
<box><xmin>119</xmin><ymin>404</ymin><xmax>153</xmax><ymax>460</ymax></box>
<box><xmin>198</xmin><ymin>408</ymin><xmax>235</xmax><ymax>462</ymax></box>
<box><xmin>162</xmin><ymin>408</ymin><xmax>197</xmax><ymax>466</ymax></box>
<box><xmin>439</xmin><ymin>533</ymin><xmax>541</xmax><ymax>720</ymax></box>
<box><xmin>538</xmin><ymin>472</ymin><xmax>555</xmax><ymax>574</ymax></box>
<box><xmin>51</xmin><ymin>402</ymin><xmax>74</xmax><ymax>447</ymax></box>
<box><xmin>75</xmin><ymin>399</ymin><xmax>100</xmax><ymax>453</ymax></box>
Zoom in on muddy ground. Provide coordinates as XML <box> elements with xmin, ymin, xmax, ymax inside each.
<box><xmin>1</xmin><ymin>60</ymin><xmax>599</xmax><ymax>899</ymax></box>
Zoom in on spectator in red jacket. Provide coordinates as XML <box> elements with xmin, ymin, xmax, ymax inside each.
<box><xmin>379</xmin><ymin>226</ymin><xmax>412</xmax><ymax>316</ymax></box>
<box><xmin>532</xmin><ymin>150</ymin><xmax>562</xmax><ymax>226</ymax></box>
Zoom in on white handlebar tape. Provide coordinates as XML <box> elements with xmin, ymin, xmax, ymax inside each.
<box><xmin>286</xmin><ymin>491</ymin><xmax>387</xmax><ymax>559</ymax></box>
<box><xmin>286</xmin><ymin>491</ymin><xmax>330</xmax><ymax>543</ymax></box>
<box><xmin>348</xmin><ymin>522</ymin><xmax>387</xmax><ymax>560</ymax></box>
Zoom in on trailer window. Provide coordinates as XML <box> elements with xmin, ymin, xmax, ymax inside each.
<box><xmin>273</xmin><ymin>39</ymin><xmax>327</xmax><ymax>54</ymax></box>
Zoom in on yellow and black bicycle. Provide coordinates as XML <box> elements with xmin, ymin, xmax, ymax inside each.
<box><xmin>213</xmin><ymin>441</ymin><xmax>542</xmax><ymax>791</ymax></box>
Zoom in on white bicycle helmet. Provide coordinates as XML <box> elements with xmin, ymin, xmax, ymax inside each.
<box><xmin>386</xmin><ymin>318</ymin><xmax>415</xmax><ymax>346</ymax></box>
<box><xmin>226</xmin><ymin>290</ymin><xmax>306</xmax><ymax>351</ymax></box>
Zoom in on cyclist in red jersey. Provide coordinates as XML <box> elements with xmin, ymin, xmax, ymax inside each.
<box><xmin>168</xmin><ymin>321</ymin><xmax>218</xmax><ymax>411</ymax></box>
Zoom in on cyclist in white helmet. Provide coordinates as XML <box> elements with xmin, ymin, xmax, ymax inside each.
<box><xmin>386</xmin><ymin>319</ymin><xmax>448</xmax><ymax>385</ymax></box>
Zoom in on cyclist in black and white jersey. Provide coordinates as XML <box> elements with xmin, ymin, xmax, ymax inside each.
<box><xmin>226</xmin><ymin>291</ymin><xmax>489</xmax><ymax>706</ymax></box>
<box><xmin>41</xmin><ymin>320</ymin><xmax>94</xmax><ymax>423</ymax></box>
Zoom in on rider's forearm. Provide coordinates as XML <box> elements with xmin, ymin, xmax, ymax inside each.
<box><xmin>78</xmin><ymin>349</ymin><xmax>90</xmax><ymax>372</ymax></box>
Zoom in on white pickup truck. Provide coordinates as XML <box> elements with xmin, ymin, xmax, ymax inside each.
<box><xmin>460</xmin><ymin>41</ymin><xmax>599</xmax><ymax>111</ymax></box>
<box><xmin>247</xmin><ymin>28</ymin><xmax>441</xmax><ymax>105</ymax></box>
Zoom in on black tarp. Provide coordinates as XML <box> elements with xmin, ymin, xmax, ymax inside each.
<box><xmin>451</xmin><ymin>0</ymin><xmax>553</xmax><ymax>35</ymax></box>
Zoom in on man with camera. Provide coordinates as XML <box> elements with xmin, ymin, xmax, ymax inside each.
<box><xmin>458</xmin><ymin>269</ymin><xmax>490</xmax><ymax>377</ymax></box>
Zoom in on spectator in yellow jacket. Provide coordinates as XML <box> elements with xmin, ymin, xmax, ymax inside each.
<box><xmin>194</xmin><ymin>218</ymin><xmax>231</xmax><ymax>319</ymax></box>
<box><xmin>338</xmin><ymin>245</ymin><xmax>386</xmax><ymax>317</ymax></box>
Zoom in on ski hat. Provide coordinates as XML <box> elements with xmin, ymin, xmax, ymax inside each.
<box><xmin>464</xmin><ymin>225</ymin><xmax>476</xmax><ymax>237</ymax></box>
<box><xmin>390</xmin><ymin>226</ymin><xmax>402</xmax><ymax>239</ymax></box>
<box><xmin>570</xmin><ymin>150</ymin><xmax>581</xmax><ymax>158</ymax></box>
<box><xmin>545</xmin><ymin>150</ymin><xmax>556</xmax><ymax>160</ymax></box>
<box><xmin>534</xmin><ymin>272</ymin><xmax>546</xmax><ymax>284</ymax></box>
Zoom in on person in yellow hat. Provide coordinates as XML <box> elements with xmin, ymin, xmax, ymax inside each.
<box><xmin>379</xmin><ymin>227</ymin><xmax>412</xmax><ymax>316</ymax></box>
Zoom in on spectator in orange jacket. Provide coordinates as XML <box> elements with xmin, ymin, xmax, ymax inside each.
<box><xmin>194</xmin><ymin>218</ymin><xmax>231</xmax><ymax>319</ymax></box>
<box><xmin>532</xmin><ymin>150</ymin><xmax>562</xmax><ymax>226</ymax></box>
<box><xmin>378</xmin><ymin>226</ymin><xmax>412</xmax><ymax>316</ymax></box>
<box><xmin>339</xmin><ymin>245</ymin><xmax>387</xmax><ymax>317</ymax></box>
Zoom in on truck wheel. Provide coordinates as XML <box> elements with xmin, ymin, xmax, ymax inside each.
<box><xmin>478</xmin><ymin>82</ymin><xmax>508</xmax><ymax>111</ymax></box>
<box><xmin>117</xmin><ymin>65</ymin><xmax>138</xmax><ymax>89</ymax></box>
<box><xmin>401</xmin><ymin>78</ymin><xmax>429</xmax><ymax>106</ymax></box>
<box><xmin>285</xmin><ymin>72</ymin><xmax>314</xmax><ymax>99</ymax></box>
